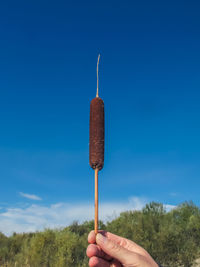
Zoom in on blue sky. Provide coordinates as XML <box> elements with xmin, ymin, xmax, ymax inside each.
<box><xmin>0</xmin><ymin>0</ymin><xmax>200</xmax><ymax>235</ymax></box>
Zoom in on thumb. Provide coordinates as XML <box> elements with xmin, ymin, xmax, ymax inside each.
<box><xmin>96</xmin><ymin>233</ymin><xmax>137</xmax><ymax>265</ymax></box>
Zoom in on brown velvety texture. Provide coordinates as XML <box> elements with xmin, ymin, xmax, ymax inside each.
<box><xmin>89</xmin><ymin>97</ymin><xmax>104</xmax><ymax>170</ymax></box>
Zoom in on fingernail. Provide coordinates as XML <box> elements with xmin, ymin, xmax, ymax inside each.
<box><xmin>96</xmin><ymin>233</ymin><xmax>106</xmax><ymax>244</ymax></box>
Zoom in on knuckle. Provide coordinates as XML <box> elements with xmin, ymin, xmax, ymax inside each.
<box><xmin>107</xmin><ymin>240</ymin><xmax>121</xmax><ymax>253</ymax></box>
<box><xmin>119</xmin><ymin>238</ymin><xmax>128</xmax><ymax>247</ymax></box>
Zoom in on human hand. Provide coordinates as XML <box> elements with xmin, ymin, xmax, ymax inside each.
<box><xmin>86</xmin><ymin>230</ymin><xmax>159</xmax><ymax>267</ymax></box>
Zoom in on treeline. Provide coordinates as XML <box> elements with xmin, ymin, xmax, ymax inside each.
<box><xmin>0</xmin><ymin>202</ymin><xmax>200</xmax><ymax>267</ymax></box>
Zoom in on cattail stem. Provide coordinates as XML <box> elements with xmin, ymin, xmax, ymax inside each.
<box><xmin>95</xmin><ymin>168</ymin><xmax>99</xmax><ymax>234</ymax></box>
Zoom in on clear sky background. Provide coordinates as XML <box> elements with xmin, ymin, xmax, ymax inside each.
<box><xmin>0</xmin><ymin>0</ymin><xmax>200</xmax><ymax>235</ymax></box>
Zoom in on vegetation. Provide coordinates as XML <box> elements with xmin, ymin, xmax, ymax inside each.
<box><xmin>0</xmin><ymin>202</ymin><xmax>200</xmax><ymax>266</ymax></box>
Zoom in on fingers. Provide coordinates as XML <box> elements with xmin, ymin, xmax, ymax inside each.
<box><xmin>86</xmin><ymin>244</ymin><xmax>112</xmax><ymax>261</ymax></box>
<box><xmin>88</xmin><ymin>230</ymin><xmax>150</xmax><ymax>257</ymax></box>
<box><xmin>96</xmin><ymin>233</ymin><xmax>141</xmax><ymax>266</ymax></box>
<box><xmin>89</xmin><ymin>256</ymin><xmax>121</xmax><ymax>267</ymax></box>
<box><xmin>88</xmin><ymin>230</ymin><xmax>125</xmax><ymax>245</ymax></box>
<box><xmin>88</xmin><ymin>230</ymin><xmax>106</xmax><ymax>244</ymax></box>
<box><xmin>87</xmin><ymin>231</ymin><xmax>158</xmax><ymax>267</ymax></box>
<box><xmin>87</xmin><ymin>233</ymin><xmax>122</xmax><ymax>267</ymax></box>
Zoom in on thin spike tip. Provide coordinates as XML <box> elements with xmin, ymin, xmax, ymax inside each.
<box><xmin>96</xmin><ymin>54</ymin><xmax>100</xmax><ymax>97</ymax></box>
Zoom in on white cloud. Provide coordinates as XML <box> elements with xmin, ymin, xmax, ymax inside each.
<box><xmin>0</xmin><ymin>197</ymin><xmax>175</xmax><ymax>236</ymax></box>
<box><xmin>164</xmin><ymin>204</ymin><xmax>176</xmax><ymax>212</ymax></box>
<box><xmin>19</xmin><ymin>192</ymin><xmax>42</xmax><ymax>201</ymax></box>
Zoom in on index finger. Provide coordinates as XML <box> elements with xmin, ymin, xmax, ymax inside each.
<box><xmin>88</xmin><ymin>230</ymin><xmax>106</xmax><ymax>244</ymax></box>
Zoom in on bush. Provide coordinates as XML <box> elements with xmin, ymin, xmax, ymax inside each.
<box><xmin>0</xmin><ymin>202</ymin><xmax>200</xmax><ymax>266</ymax></box>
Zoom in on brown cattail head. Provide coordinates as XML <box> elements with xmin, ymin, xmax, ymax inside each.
<box><xmin>89</xmin><ymin>97</ymin><xmax>104</xmax><ymax>170</ymax></box>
